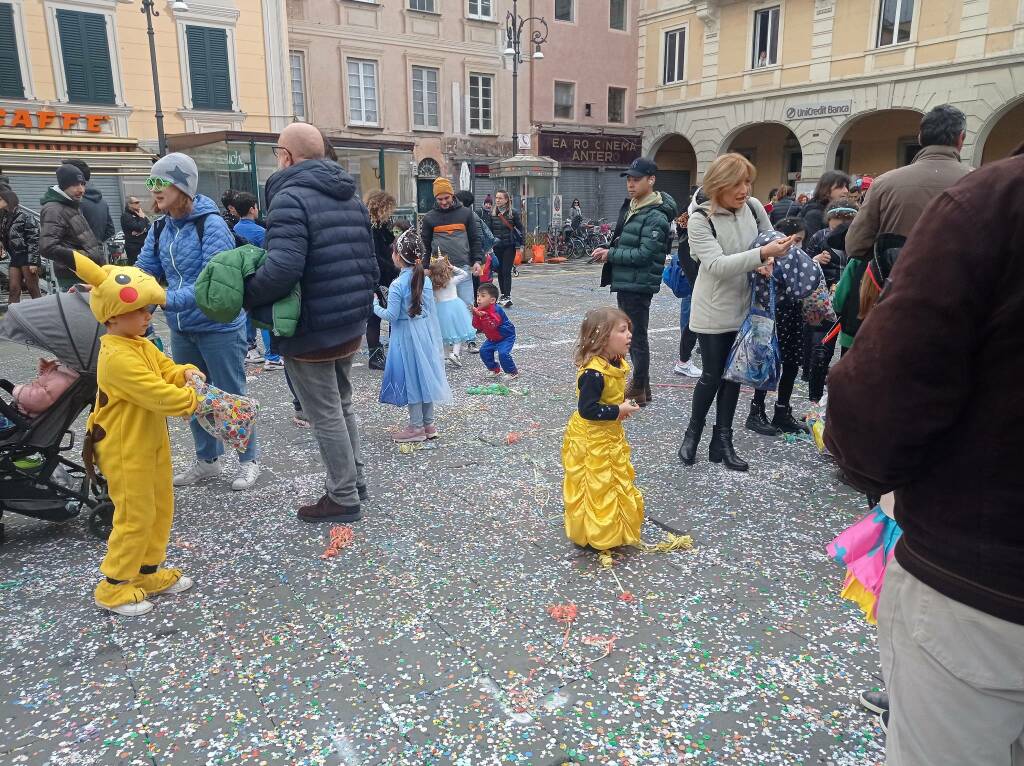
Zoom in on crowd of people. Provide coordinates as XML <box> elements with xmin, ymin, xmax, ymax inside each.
<box><xmin>2</xmin><ymin>102</ymin><xmax>1021</xmax><ymax>763</ymax></box>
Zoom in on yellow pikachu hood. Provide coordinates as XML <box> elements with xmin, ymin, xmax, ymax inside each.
<box><xmin>68</xmin><ymin>251</ymin><xmax>166</xmax><ymax>323</ymax></box>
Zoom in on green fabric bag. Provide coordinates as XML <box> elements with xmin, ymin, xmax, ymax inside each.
<box><xmin>195</xmin><ymin>245</ymin><xmax>301</xmax><ymax>337</ymax></box>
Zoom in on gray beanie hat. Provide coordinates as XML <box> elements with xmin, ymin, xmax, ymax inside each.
<box><xmin>150</xmin><ymin>152</ymin><xmax>199</xmax><ymax>199</ymax></box>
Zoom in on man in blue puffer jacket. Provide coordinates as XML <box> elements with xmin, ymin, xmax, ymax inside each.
<box><xmin>244</xmin><ymin>123</ymin><xmax>378</xmax><ymax>525</ymax></box>
<box><xmin>135</xmin><ymin>153</ymin><xmax>261</xmax><ymax>493</ymax></box>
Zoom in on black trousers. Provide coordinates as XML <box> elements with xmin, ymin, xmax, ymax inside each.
<box><xmin>679</xmin><ymin>326</ymin><xmax>698</xmax><ymax>363</ymax></box>
<box><xmin>689</xmin><ymin>331</ymin><xmax>740</xmax><ymax>428</ymax></box>
<box><xmin>753</xmin><ymin>361</ymin><xmax>799</xmax><ymax>408</ymax></box>
<box><xmin>616</xmin><ymin>291</ymin><xmax>653</xmax><ymax>386</ymax></box>
<box><xmin>495</xmin><ymin>245</ymin><xmax>515</xmax><ymax>298</ymax></box>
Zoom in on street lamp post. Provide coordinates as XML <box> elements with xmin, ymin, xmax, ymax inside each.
<box><xmin>141</xmin><ymin>0</ymin><xmax>189</xmax><ymax>156</ymax></box>
<box><xmin>504</xmin><ymin>0</ymin><xmax>547</xmax><ymax>155</ymax></box>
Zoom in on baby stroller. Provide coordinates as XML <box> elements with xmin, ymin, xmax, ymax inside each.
<box><xmin>0</xmin><ymin>291</ymin><xmax>112</xmax><ymax>543</ymax></box>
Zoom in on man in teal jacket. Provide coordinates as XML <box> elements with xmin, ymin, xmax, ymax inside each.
<box><xmin>592</xmin><ymin>157</ymin><xmax>677</xmax><ymax>406</ymax></box>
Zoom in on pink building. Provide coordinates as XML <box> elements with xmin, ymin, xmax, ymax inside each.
<box><xmin>524</xmin><ymin>0</ymin><xmax>642</xmax><ymax>221</ymax></box>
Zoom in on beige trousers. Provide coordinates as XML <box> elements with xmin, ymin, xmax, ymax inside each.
<box><xmin>879</xmin><ymin>558</ymin><xmax>1024</xmax><ymax>766</ymax></box>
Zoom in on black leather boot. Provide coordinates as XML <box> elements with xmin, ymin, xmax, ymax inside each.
<box><xmin>745</xmin><ymin>401</ymin><xmax>780</xmax><ymax>436</ymax></box>
<box><xmin>772</xmin><ymin>404</ymin><xmax>808</xmax><ymax>434</ymax></box>
<box><xmin>678</xmin><ymin>422</ymin><xmax>703</xmax><ymax>465</ymax></box>
<box><xmin>709</xmin><ymin>426</ymin><xmax>748</xmax><ymax>472</ymax></box>
<box><xmin>626</xmin><ymin>380</ymin><xmax>649</xmax><ymax>407</ymax></box>
<box><xmin>368</xmin><ymin>346</ymin><xmax>386</xmax><ymax>371</ymax></box>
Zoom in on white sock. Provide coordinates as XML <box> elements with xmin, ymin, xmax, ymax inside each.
<box><xmin>452</xmin><ymin>342</ymin><xmax>462</xmax><ymax>356</ymax></box>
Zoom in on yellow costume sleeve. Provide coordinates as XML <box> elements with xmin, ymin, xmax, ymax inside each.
<box><xmin>154</xmin><ymin>352</ymin><xmax>199</xmax><ymax>387</ymax></box>
<box><xmin>104</xmin><ymin>349</ymin><xmax>199</xmax><ymax>417</ymax></box>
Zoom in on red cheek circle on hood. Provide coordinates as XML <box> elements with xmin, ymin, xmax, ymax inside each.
<box><xmin>119</xmin><ymin>286</ymin><xmax>139</xmax><ymax>303</ymax></box>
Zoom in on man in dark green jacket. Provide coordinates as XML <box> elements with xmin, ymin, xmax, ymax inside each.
<box><xmin>593</xmin><ymin>157</ymin><xmax>677</xmax><ymax>405</ymax></box>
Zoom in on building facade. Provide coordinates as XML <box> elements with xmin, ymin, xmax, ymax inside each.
<box><xmin>0</xmin><ymin>0</ymin><xmax>289</xmax><ymax>222</ymax></box>
<box><xmin>637</xmin><ymin>0</ymin><xmax>1024</xmax><ymax>201</ymax></box>
<box><xmin>287</xmin><ymin>0</ymin><xmax>518</xmax><ymax>213</ymax></box>
<box><xmin>526</xmin><ymin>0</ymin><xmax>643</xmax><ymax>222</ymax></box>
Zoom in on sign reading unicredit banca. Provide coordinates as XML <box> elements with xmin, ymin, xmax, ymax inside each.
<box><xmin>785</xmin><ymin>101</ymin><xmax>852</xmax><ymax>120</ymax></box>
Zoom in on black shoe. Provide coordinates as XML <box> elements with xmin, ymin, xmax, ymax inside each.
<box><xmin>357</xmin><ymin>485</ymin><xmax>370</xmax><ymax>502</ymax></box>
<box><xmin>678</xmin><ymin>422</ymin><xmax>703</xmax><ymax>465</ymax></box>
<box><xmin>745</xmin><ymin>402</ymin><xmax>780</xmax><ymax>436</ymax></box>
<box><xmin>708</xmin><ymin>426</ymin><xmax>748</xmax><ymax>472</ymax></box>
<box><xmin>859</xmin><ymin>690</ymin><xmax>889</xmax><ymax>715</ymax></box>
<box><xmin>644</xmin><ymin>382</ymin><xmax>653</xmax><ymax>405</ymax></box>
<box><xmin>772</xmin><ymin>404</ymin><xmax>808</xmax><ymax>434</ymax></box>
<box><xmin>877</xmin><ymin>709</ymin><xmax>889</xmax><ymax>734</ymax></box>
<box><xmin>368</xmin><ymin>346</ymin><xmax>386</xmax><ymax>371</ymax></box>
<box><xmin>298</xmin><ymin>495</ymin><xmax>362</xmax><ymax>523</ymax></box>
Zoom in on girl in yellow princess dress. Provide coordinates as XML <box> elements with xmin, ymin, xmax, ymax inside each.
<box><xmin>562</xmin><ymin>307</ymin><xmax>643</xmax><ymax>550</ymax></box>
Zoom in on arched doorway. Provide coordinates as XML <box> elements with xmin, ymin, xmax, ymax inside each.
<box><xmin>651</xmin><ymin>133</ymin><xmax>697</xmax><ymax>209</ymax></box>
<box><xmin>416</xmin><ymin>158</ymin><xmax>441</xmax><ymax>214</ymax></box>
<box><xmin>830</xmin><ymin>109</ymin><xmax>923</xmax><ymax>177</ymax></box>
<box><xmin>723</xmin><ymin>123</ymin><xmax>802</xmax><ymax>201</ymax></box>
<box><xmin>980</xmin><ymin>100</ymin><xmax>1024</xmax><ymax>165</ymax></box>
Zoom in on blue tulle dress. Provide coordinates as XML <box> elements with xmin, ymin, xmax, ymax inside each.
<box><xmin>373</xmin><ymin>268</ymin><xmax>452</xmax><ymax>407</ymax></box>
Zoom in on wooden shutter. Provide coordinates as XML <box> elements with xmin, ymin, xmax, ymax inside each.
<box><xmin>187</xmin><ymin>25</ymin><xmax>232</xmax><ymax>111</ymax></box>
<box><xmin>56</xmin><ymin>9</ymin><xmax>115</xmax><ymax>105</ymax></box>
<box><xmin>0</xmin><ymin>3</ymin><xmax>24</xmax><ymax>98</ymax></box>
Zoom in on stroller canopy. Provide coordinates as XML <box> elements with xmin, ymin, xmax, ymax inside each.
<box><xmin>0</xmin><ymin>292</ymin><xmax>103</xmax><ymax>375</ymax></box>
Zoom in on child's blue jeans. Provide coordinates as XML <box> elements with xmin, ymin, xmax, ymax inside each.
<box><xmin>480</xmin><ymin>336</ymin><xmax>517</xmax><ymax>374</ymax></box>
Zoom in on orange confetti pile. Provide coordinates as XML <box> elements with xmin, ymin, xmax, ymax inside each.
<box><xmin>321</xmin><ymin>525</ymin><xmax>355</xmax><ymax>559</ymax></box>
<box><xmin>547</xmin><ymin>603</ymin><xmax>579</xmax><ymax>648</ymax></box>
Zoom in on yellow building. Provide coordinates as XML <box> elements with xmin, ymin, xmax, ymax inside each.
<box><xmin>637</xmin><ymin>0</ymin><xmax>1024</xmax><ymax>201</ymax></box>
<box><xmin>0</xmin><ymin>0</ymin><xmax>289</xmax><ymax>214</ymax></box>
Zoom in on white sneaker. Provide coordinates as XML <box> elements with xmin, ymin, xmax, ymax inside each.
<box><xmin>674</xmin><ymin>360</ymin><xmax>702</xmax><ymax>378</ymax></box>
<box><xmin>97</xmin><ymin>598</ymin><xmax>154</xmax><ymax>617</ymax></box>
<box><xmin>231</xmin><ymin>461</ymin><xmax>261</xmax><ymax>491</ymax></box>
<box><xmin>245</xmin><ymin>347</ymin><xmax>264</xmax><ymax>364</ymax></box>
<box><xmin>447</xmin><ymin>352</ymin><xmax>463</xmax><ymax>368</ymax></box>
<box><xmin>163</xmin><ymin>574</ymin><xmax>194</xmax><ymax>595</ymax></box>
<box><xmin>263</xmin><ymin>358</ymin><xmax>284</xmax><ymax>371</ymax></box>
<box><xmin>173</xmin><ymin>459</ymin><xmax>221</xmax><ymax>487</ymax></box>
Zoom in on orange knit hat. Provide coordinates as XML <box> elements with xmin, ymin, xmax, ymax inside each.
<box><xmin>433</xmin><ymin>177</ymin><xmax>454</xmax><ymax>198</ymax></box>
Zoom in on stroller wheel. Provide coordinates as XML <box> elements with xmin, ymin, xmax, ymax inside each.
<box><xmin>87</xmin><ymin>500</ymin><xmax>114</xmax><ymax>541</ymax></box>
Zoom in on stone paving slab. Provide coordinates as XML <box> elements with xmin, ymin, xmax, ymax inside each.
<box><xmin>1</xmin><ymin>265</ymin><xmax>885</xmax><ymax>764</ymax></box>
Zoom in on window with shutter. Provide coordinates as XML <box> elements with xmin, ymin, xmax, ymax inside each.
<box><xmin>56</xmin><ymin>9</ymin><xmax>116</xmax><ymax>105</ymax></box>
<box><xmin>186</xmin><ymin>25</ymin><xmax>233</xmax><ymax>111</ymax></box>
<box><xmin>0</xmin><ymin>3</ymin><xmax>24</xmax><ymax>99</ymax></box>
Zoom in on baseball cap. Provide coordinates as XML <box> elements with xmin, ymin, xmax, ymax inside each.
<box><xmin>621</xmin><ymin>158</ymin><xmax>658</xmax><ymax>178</ymax></box>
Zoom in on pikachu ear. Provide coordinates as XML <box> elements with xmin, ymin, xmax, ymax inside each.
<box><xmin>70</xmin><ymin>251</ymin><xmax>108</xmax><ymax>288</ymax></box>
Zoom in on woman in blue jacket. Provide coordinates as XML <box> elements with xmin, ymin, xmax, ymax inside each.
<box><xmin>136</xmin><ymin>153</ymin><xmax>260</xmax><ymax>491</ymax></box>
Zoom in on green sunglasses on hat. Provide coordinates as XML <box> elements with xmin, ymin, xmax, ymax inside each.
<box><xmin>145</xmin><ymin>176</ymin><xmax>174</xmax><ymax>191</ymax></box>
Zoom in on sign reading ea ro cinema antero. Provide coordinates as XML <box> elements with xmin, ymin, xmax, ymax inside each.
<box><xmin>539</xmin><ymin>132</ymin><xmax>642</xmax><ymax>166</ymax></box>
<box><xmin>785</xmin><ymin>101</ymin><xmax>852</xmax><ymax>121</ymax></box>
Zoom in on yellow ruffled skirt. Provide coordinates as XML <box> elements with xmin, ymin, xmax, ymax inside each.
<box><xmin>562</xmin><ymin>413</ymin><xmax>643</xmax><ymax>550</ymax></box>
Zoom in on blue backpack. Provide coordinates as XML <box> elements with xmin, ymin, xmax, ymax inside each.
<box><xmin>662</xmin><ymin>252</ymin><xmax>689</xmax><ymax>298</ymax></box>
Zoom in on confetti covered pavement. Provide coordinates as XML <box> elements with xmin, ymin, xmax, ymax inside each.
<box><xmin>0</xmin><ymin>263</ymin><xmax>886</xmax><ymax>765</ymax></box>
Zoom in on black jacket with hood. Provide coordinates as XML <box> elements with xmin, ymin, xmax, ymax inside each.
<box><xmin>81</xmin><ymin>186</ymin><xmax>115</xmax><ymax>242</ymax></box>
<box><xmin>244</xmin><ymin>159</ymin><xmax>378</xmax><ymax>357</ymax></box>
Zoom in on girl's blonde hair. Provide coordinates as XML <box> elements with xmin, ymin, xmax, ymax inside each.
<box><xmin>573</xmin><ymin>307</ymin><xmax>632</xmax><ymax>368</ymax></box>
<box><xmin>429</xmin><ymin>255</ymin><xmax>454</xmax><ymax>290</ymax></box>
<box><xmin>366</xmin><ymin>190</ymin><xmax>396</xmax><ymax>226</ymax></box>
<box><xmin>703</xmin><ymin>153</ymin><xmax>757</xmax><ymax>209</ymax></box>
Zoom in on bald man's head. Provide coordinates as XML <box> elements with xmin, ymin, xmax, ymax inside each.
<box><xmin>278</xmin><ymin>123</ymin><xmax>326</xmax><ymax>166</ymax></box>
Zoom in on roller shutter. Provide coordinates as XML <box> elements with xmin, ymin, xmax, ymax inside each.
<box><xmin>656</xmin><ymin>170</ymin><xmax>691</xmax><ymax>215</ymax></box>
<box><xmin>558</xmin><ymin>167</ymin><xmax>598</xmax><ymax>222</ymax></box>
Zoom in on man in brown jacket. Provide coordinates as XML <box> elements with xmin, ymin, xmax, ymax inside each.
<box><xmin>39</xmin><ymin>163</ymin><xmax>104</xmax><ymax>290</ymax></box>
<box><xmin>844</xmin><ymin>104</ymin><xmax>970</xmax><ymax>261</ymax></box>
<box><xmin>826</xmin><ymin>147</ymin><xmax>1024</xmax><ymax>764</ymax></box>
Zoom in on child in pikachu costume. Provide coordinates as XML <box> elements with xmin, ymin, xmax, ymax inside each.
<box><xmin>67</xmin><ymin>251</ymin><xmax>204</xmax><ymax>616</ymax></box>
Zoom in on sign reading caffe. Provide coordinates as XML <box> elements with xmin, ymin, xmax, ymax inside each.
<box><xmin>539</xmin><ymin>132</ymin><xmax>642</xmax><ymax>167</ymax></box>
<box><xmin>0</xmin><ymin>108</ymin><xmax>111</xmax><ymax>133</ymax></box>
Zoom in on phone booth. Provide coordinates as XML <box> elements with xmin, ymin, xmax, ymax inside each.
<box><xmin>489</xmin><ymin>155</ymin><xmax>560</xmax><ymax>236</ymax></box>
